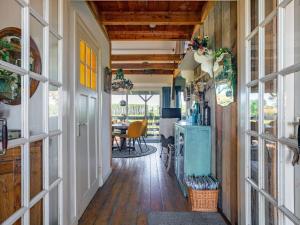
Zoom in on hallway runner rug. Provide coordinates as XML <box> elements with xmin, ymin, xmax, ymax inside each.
<box><xmin>148</xmin><ymin>212</ymin><xmax>227</xmax><ymax>225</ymax></box>
<box><xmin>112</xmin><ymin>143</ymin><xmax>157</xmax><ymax>158</ymax></box>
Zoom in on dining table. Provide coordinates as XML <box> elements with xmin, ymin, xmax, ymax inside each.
<box><xmin>112</xmin><ymin>123</ymin><xmax>129</xmax><ymax>150</ymax></box>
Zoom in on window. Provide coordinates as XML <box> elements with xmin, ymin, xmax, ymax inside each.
<box><xmin>79</xmin><ymin>40</ymin><xmax>97</xmax><ymax>90</ymax></box>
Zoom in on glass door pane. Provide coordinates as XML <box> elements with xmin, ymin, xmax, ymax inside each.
<box><xmin>111</xmin><ymin>94</ymin><xmax>127</xmax><ymax>121</ymax></box>
<box><xmin>30</xmin><ymin>141</ymin><xmax>43</xmax><ymax>199</ymax></box>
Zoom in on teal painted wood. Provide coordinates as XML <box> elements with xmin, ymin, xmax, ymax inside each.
<box><xmin>174</xmin><ymin>121</ymin><xmax>212</xmax><ymax>196</ymax></box>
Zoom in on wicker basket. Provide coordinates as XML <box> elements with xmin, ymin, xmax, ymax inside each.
<box><xmin>188</xmin><ymin>188</ymin><xmax>219</xmax><ymax>212</ymax></box>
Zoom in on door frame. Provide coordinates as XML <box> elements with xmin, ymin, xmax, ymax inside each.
<box><xmin>69</xmin><ymin>11</ymin><xmax>103</xmax><ymax>224</ymax></box>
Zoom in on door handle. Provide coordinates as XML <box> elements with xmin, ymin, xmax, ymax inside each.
<box><xmin>0</xmin><ymin>118</ymin><xmax>8</xmax><ymax>156</ymax></box>
<box><xmin>77</xmin><ymin>122</ymin><xmax>87</xmax><ymax>137</ymax></box>
<box><xmin>292</xmin><ymin>119</ymin><xmax>300</xmax><ymax>166</ymax></box>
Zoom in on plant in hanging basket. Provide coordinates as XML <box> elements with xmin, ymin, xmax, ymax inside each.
<box><xmin>111</xmin><ymin>68</ymin><xmax>133</xmax><ymax>92</ymax></box>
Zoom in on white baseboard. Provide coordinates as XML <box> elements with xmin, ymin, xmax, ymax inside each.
<box><xmin>102</xmin><ymin>167</ymin><xmax>112</xmax><ymax>185</ymax></box>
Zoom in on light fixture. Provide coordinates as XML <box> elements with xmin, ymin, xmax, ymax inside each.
<box><xmin>149</xmin><ymin>23</ymin><xmax>156</xmax><ymax>28</ymax></box>
<box><xmin>120</xmin><ymin>100</ymin><xmax>127</xmax><ymax>106</ymax></box>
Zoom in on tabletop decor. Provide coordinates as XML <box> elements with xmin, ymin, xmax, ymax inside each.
<box><xmin>111</xmin><ymin>68</ymin><xmax>133</xmax><ymax>92</ymax></box>
<box><xmin>0</xmin><ymin>27</ymin><xmax>41</xmax><ymax>105</ymax></box>
<box><xmin>213</xmin><ymin>48</ymin><xmax>237</xmax><ymax>107</ymax></box>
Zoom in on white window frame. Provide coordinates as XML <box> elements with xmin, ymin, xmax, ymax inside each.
<box><xmin>244</xmin><ymin>0</ymin><xmax>300</xmax><ymax>224</ymax></box>
<box><xmin>0</xmin><ymin>0</ymin><xmax>64</xmax><ymax>225</ymax></box>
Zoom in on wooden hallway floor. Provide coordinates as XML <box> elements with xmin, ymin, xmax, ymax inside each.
<box><xmin>78</xmin><ymin>143</ymin><xmax>189</xmax><ymax>225</ymax></box>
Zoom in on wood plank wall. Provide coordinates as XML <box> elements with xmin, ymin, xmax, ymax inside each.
<box><xmin>196</xmin><ymin>2</ymin><xmax>238</xmax><ymax>224</ymax></box>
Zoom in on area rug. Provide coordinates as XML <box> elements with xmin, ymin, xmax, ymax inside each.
<box><xmin>148</xmin><ymin>212</ymin><xmax>227</xmax><ymax>225</ymax></box>
<box><xmin>112</xmin><ymin>143</ymin><xmax>157</xmax><ymax>158</ymax></box>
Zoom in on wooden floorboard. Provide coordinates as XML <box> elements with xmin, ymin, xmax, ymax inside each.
<box><xmin>78</xmin><ymin>143</ymin><xmax>189</xmax><ymax>225</ymax></box>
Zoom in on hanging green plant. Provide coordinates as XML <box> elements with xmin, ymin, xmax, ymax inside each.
<box><xmin>111</xmin><ymin>68</ymin><xmax>133</xmax><ymax>92</ymax></box>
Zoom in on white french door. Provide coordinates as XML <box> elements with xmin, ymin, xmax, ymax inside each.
<box><xmin>75</xmin><ymin>20</ymin><xmax>99</xmax><ymax>219</ymax></box>
<box><xmin>245</xmin><ymin>0</ymin><xmax>300</xmax><ymax>224</ymax></box>
<box><xmin>0</xmin><ymin>0</ymin><xmax>63</xmax><ymax>225</ymax></box>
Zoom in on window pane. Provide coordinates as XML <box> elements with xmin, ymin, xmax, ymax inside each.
<box><xmin>0</xmin><ymin>71</ymin><xmax>22</xmax><ymax>140</ymax></box>
<box><xmin>111</xmin><ymin>94</ymin><xmax>127</xmax><ymax>121</ymax></box>
<box><xmin>29</xmin><ymin>79</ymin><xmax>44</xmax><ymax>136</ymax></box>
<box><xmin>250</xmin><ymin>85</ymin><xmax>259</xmax><ymax>132</ymax></box>
<box><xmin>49</xmin><ymin>0</ymin><xmax>59</xmax><ymax>33</ymax></box>
<box><xmin>30</xmin><ymin>140</ymin><xmax>43</xmax><ymax>199</ymax></box>
<box><xmin>49</xmin><ymin>33</ymin><xmax>58</xmax><ymax>81</ymax></box>
<box><xmin>80</xmin><ymin>63</ymin><xmax>85</xmax><ymax>86</ymax></box>
<box><xmin>284</xmin><ymin>0</ymin><xmax>300</xmax><ymax>67</ymax></box>
<box><xmin>30</xmin><ymin>199</ymin><xmax>43</xmax><ymax>225</ymax></box>
<box><xmin>91</xmin><ymin>51</ymin><xmax>96</xmax><ymax>71</ymax></box>
<box><xmin>250</xmin><ymin>186</ymin><xmax>259</xmax><ymax>225</ymax></box>
<box><xmin>80</xmin><ymin>40</ymin><xmax>85</xmax><ymax>63</ymax></box>
<box><xmin>49</xmin><ymin>85</ymin><xmax>59</xmax><ymax>131</ymax></box>
<box><xmin>265</xmin><ymin>16</ymin><xmax>278</xmax><ymax>75</ymax></box>
<box><xmin>30</xmin><ymin>0</ymin><xmax>44</xmax><ymax>17</ymax></box>
<box><xmin>86</xmin><ymin>67</ymin><xmax>91</xmax><ymax>88</ymax></box>
<box><xmin>283</xmin><ymin>72</ymin><xmax>300</xmax><ymax>139</ymax></box>
<box><xmin>49</xmin><ymin>186</ymin><xmax>59</xmax><ymax>225</ymax></box>
<box><xmin>86</xmin><ymin>46</ymin><xmax>91</xmax><ymax>67</ymax></box>
<box><xmin>49</xmin><ymin>135</ymin><xmax>59</xmax><ymax>185</ymax></box>
<box><xmin>250</xmin><ymin>0</ymin><xmax>259</xmax><ymax>31</ymax></box>
<box><xmin>146</xmin><ymin>94</ymin><xmax>160</xmax><ymax>137</ymax></box>
<box><xmin>265</xmin><ymin>0</ymin><xmax>277</xmax><ymax>17</ymax></box>
<box><xmin>0</xmin><ymin>0</ymin><xmax>22</xmax><ymax>67</ymax></box>
<box><xmin>264</xmin><ymin>141</ymin><xmax>277</xmax><ymax>199</ymax></box>
<box><xmin>250</xmin><ymin>136</ymin><xmax>258</xmax><ymax>184</ymax></box>
<box><xmin>264</xmin><ymin>79</ymin><xmax>277</xmax><ymax>136</ymax></box>
<box><xmin>250</xmin><ymin>33</ymin><xmax>259</xmax><ymax>81</ymax></box>
<box><xmin>128</xmin><ymin>94</ymin><xmax>145</xmax><ymax>121</ymax></box>
<box><xmin>30</xmin><ymin>16</ymin><xmax>43</xmax><ymax>74</ymax></box>
<box><xmin>283</xmin><ymin>145</ymin><xmax>300</xmax><ymax>220</ymax></box>
<box><xmin>0</xmin><ymin>146</ymin><xmax>22</xmax><ymax>223</ymax></box>
<box><xmin>265</xmin><ymin>200</ymin><xmax>278</xmax><ymax>225</ymax></box>
<box><xmin>91</xmin><ymin>71</ymin><xmax>96</xmax><ymax>90</ymax></box>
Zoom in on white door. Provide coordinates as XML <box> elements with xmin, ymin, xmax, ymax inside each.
<box><xmin>76</xmin><ymin>21</ymin><xmax>99</xmax><ymax>218</ymax></box>
<box><xmin>244</xmin><ymin>0</ymin><xmax>300</xmax><ymax>224</ymax></box>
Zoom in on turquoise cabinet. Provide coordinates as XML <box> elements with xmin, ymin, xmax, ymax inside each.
<box><xmin>174</xmin><ymin>121</ymin><xmax>212</xmax><ymax>196</ymax></box>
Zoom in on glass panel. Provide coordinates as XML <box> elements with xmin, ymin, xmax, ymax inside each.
<box><xmin>128</xmin><ymin>94</ymin><xmax>146</xmax><ymax>122</ymax></box>
<box><xmin>146</xmin><ymin>94</ymin><xmax>160</xmax><ymax>137</ymax></box>
<box><xmin>80</xmin><ymin>40</ymin><xmax>85</xmax><ymax>63</ymax></box>
<box><xmin>49</xmin><ymin>186</ymin><xmax>59</xmax><ymax>225</ymax></box>
<box><xmin>250</xmin><ymin>0</ymin><xmax>259</xmax><ymax>31</ymax></box>
<box><xmin>30</xmin><ymin>16</ymin><xmax>43</xmax><ymax>74</ymax></box>
<box><xmin>91</xmin><ymin>51</ymin><xmax>96</xmax><ymax>71</ymax></box>
<box><xmin>284</xmin><ymin>216</ymin><xmax>296</xmax><ymax>225</ymax></box>
<box><xmin>49</xmin><ymin>33</ymin><xmax>58</xmax><ymax>81</ymax></box>
<box><xmin>91</xmin><ymin>71</ymin><xmax>96</xmax><ymax>90</ymax></box>
<box><xmin>265</xmin><ymin>0</ymin><xmax>277</xmax><ymax>17</ymax></box>
<box><xmin>49</xmin><ymin>0</ymin><xmax>59</xmax><ymax>32</ymax></box>
<box><xmin>29</xmin><ymin>79</ymin><xmax>43</xmax><ymax>136</ymax></box>
<box><xmin>264</xmin><ymin>79</ymin><xmax>278</xmax><ymax>136</ymax></box>
<box><xmin>0</xmin><ymin>71</ymin><xmax>22</xmax><ymax>140</ymax></box>
<box><xmin>0</xmin><ymin>146</ymin><xmax>22</xmax><ymax>223</ymax></box>
<box><xmin>265</xmin><ymin>16</ymin><xmax>278</xmax><ymax>75</ymax></box>
<box><xmin>0</xmin><ymin>0</ymin><xmax>22</xmax><ymax>67</ymax></box>
<box><xmin>283</xmin><ymin>145</ymin><xmax>300</xmax><ymax>220</ymax></box>
<box><xmin>264</xmin><ymin>141</ymin><xmax>277</xmax><ymax>198</ymax></box>
<box><xmin>49</xmin><ymin>135</ymin><xmax>59</xmax><ymax>184</ymax></box>
<box><xmin>30</xmin><ymin>199</ymin><xmax>43</xmax><ymax>225</ymax></box>
<box><xmin>284</xmin><ymin>0</ymin><xmax>300</xmax><ymax>67</ymax></box>
<box><xmin>80</xmin><ymin>63</ymin><xmax>85</xmax><ymax>86</ymax></box>
<box><xmin>250</xmin><ymin>85</ymin><xmax>259</xmax><ymax>132</ymax></box>
<box><xmin>30</xmin><ymin>0</ymin><xmax>44</xmax><ymax>16</ymax></box>
<box><xmin>250</xmin><ymin>186</ymin><xmax>259</xmax><ymax>225</ymax></box>
<box><xmin>86</xmin><ymin>67</ymin><xmax>91</xmax><ymax>88</ymax></box>
<box><xmin>265</xmin><ymin>200</ymin><xmax>278</xmax><ymax>225</ymax></box>
<box><xmin>250</xmin><ymin>136</ymin><xmax>259</xmax><ymax>184</ymax></box>
<box><xmin>49</xmin><ymin>85</ymin><xmax>59</xmax><ymax>131</ymax></box>
<box><xmin>250</xmin><ymin>33</ymin><xmax>259</xmax><ymax>81</ymax></box>
<box><xmin>86</xmin><ymin>45</ymin><xmax>91</xmax><ymax>66</ymax></box>
<box><xmin>111</xmin><ymin>94</ymin><xmax>127</xmax><ymax>121</ymax></box>
<box><xmin>30</xmin><ymin>140</ymin><xmax>43</xmax><ymax>199</ymax></box>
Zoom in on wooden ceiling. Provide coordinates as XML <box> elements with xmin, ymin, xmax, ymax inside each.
<box><xmin>87</xmin><ymin>1</ymin><xmax>213</xmax><ymax>76</ymax></box>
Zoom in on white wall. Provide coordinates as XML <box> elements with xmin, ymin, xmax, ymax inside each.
<box><xmin>126</xmin><ymin>74</ymin><xmax>173</xmax><ymax>89</ymax></box>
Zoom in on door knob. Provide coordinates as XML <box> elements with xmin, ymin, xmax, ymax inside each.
<box><xmin>0</xmin><ymin>118</ymin><xmax>8</xmax><ymax>156</ymax></box>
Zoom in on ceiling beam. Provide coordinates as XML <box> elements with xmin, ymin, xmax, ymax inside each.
<box><xmin>108</xmin><ymin>31</ymin><xmax>191</xmax><ymax>40</ymax></box>
<box><xmin>111</xmin><ymin>54</ymin><xmax>182</xmax><ymax>62</ymax></box>
<box><xmin>99</xmin><ymin>12</ymin><xmax>203</xmax><ymax>25</ymax></box>
<box><xmin>111</xmin><ymin>63</ymin><xmax>177</xmax><ymax>70</ymax></box>
<box><xmin>112</xmin><ymin>69</ymin><xmax>174</xmax><ymax>75</ymax></box>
